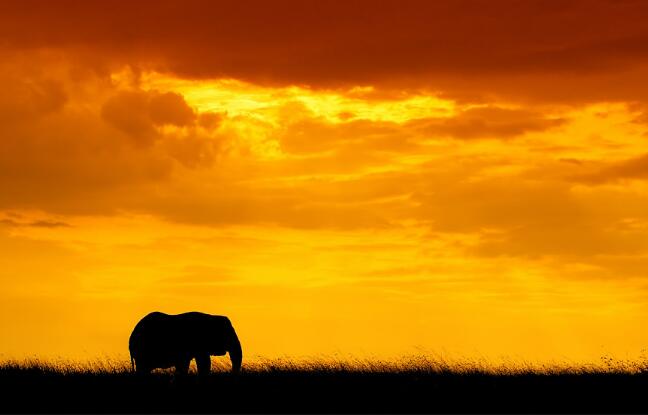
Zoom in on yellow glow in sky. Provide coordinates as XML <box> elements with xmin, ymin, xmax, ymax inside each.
<box><xmin>2</xmin><ymin>62</ymin><xmax>648</xmax><ymax>366</ymax></box>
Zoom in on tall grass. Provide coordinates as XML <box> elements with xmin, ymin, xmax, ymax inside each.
<box><xmin>2</xmin><ymin>354</ymin><xmax>648</xmax><ymax>376</ymax></box>
<box><xmin>0</xmin><ymin>357</ymin><xmax>131</xmax><ymax>375</ymax></box>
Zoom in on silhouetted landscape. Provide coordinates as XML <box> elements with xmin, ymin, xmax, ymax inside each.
<box><xmin>2</xmin><ymin>356</ymin><xmax>648</xmax><ymax>413</ymax></box>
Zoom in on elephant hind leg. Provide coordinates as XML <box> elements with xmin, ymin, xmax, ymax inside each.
<box><xmin>196</xmin><ymin>354</ymin><xmax>211</xmax><ymax>376</ymax></box>
<box><xmin>134</xmin><ymin>359</ymin><xmax>151</xmax><ymax>375</ymax></box>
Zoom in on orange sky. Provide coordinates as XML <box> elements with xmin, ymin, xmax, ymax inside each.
<box><xmin>2</xmin><ymin>0</ymin><xmax>648</xmax><ymax>365</ymax></box>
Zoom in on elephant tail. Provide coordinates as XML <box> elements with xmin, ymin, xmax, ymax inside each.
<box><xmin>130</xmin><ymin>351</ymin><xmax>135</xmax><ymax>373</ymax></box>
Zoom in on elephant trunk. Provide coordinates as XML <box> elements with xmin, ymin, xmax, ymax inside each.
<box><xmin>228</xmin><ymin>331</ymin><xmax>242</xmax><ymax>374</ymax></box>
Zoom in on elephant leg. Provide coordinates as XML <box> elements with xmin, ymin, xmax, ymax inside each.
<box><xmin>134</xmin><ymin>359</ymin><xmax>150</xmax><ymax>375</ymax></box>
<box><xmin>175</xmin><ymin>357</ymin><xmax>191</xmax><ymax>376</ymax></box>
<box><xmin>196</xmin><ymin>354</ymin><xmax>211</xmax><ymax>376</ymax></box>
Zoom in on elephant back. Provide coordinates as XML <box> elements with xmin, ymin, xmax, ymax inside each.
<box><xmin>129</xmin><ymin>312</ymin><xmax>234</xmax><ymax>356</ymax></box>
<box><xmin>173</xmin><ymin>312</ymin><xmax>232</xmax><ymax>354</ymax></box>
<box><xmin>129</xmin><ymin>312</ymin><xmax>177</xmax><ymax>357</ymax></box>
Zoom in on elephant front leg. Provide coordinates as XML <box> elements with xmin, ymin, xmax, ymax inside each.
<box><xmin>175</xmin><ymin>357</ymin><xmax>191</xmax><ymax>376</ymax></box>
<box><xmin>196</xmin><ymin>354</ymin><xmax>211</xmax><ymax>376</ymax></box>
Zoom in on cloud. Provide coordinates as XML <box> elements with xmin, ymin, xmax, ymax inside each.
<box><xmin>405</xmin><ymin>169</ymin><xmax>648</xmax><ymax>259</ymax></box>
<box><xmin>101</xmin><ymin>90</ymin><xmax>196</xmax><ymax>146</ymax></box>
<box><xmin>0</xmin><ymin>43</ymin><xmax>646</xmax><ymax>257</ymax></box>
<box><xmin>148</xmin><ymin>91</ymin><xmax>196</xmax><ymax>126</ymax></box>
<box><xmin>136</xmin><ymin>189</ymin><xmax>393</xmax><ymax>230</ymax></box>
<box><xmin>0</xmin><ymin>58</ymin><xmax>224</xmax><ymax>213</ymax></box>
<box><xmin>3</xmin><ymin>0</ymin><xmax>648</xmax><ymax>103</ymax></box>
<box><xmin>0</xmin><ymin>79</ymin><xmax>67</xmax><ymax>125</ymax></box>
<box><xmin>5</xmin><ymin>1</ymin><xmax>648</xmax><ymax>363</ymax></box>
<box><xmin>0</xmin><ymin>218</ymin><xmax>71</xmax><ymax>228</ymax></box>
<box><xmin>277</xmin><ymin>117</ymin><xmax>416</xmax><ymax>154</ymax></box>
<box><xmin>27</xmin><ymin>219</ymin><xmax>71</xmax><ymax>228</ymax></box>
<box><xmin>273</xmin><ymin>105</ymin><xmax>558</xmax><ymax>159</ymax></box>
<box><xmin>575</xmin><ymin>153</ymin><xmax>648</xmax><ymax>183</ymax></box>
<box><xmin>411</xmin><ymin>107</ymin><xmax>565</xmax><ymax>139</ymax></box>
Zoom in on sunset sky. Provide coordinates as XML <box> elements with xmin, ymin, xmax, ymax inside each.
<box><xmin>3</xmin><ymin>0</ymin><xmax>648</xmax><ymax>365</ymax></box>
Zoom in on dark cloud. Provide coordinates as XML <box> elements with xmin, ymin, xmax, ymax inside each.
<box><xmin>101</xmin><ymin>90</ymin><xmax>196</xmax><ymax>146</ymax></box>
<box><xmin>2</xmin><ymin>0</ymin><xmax>648</xmax><ymax>103</ymax></box>
<box><xmin>411</xmin><ymin>107</ymin><xmax>565</xmax><ymax>139</ymax></box>
<box><xmin>101</xmin><ymin>91</ymin><xmax>157</xmax><ymax>144</ymax></box>
<box><xmin>574</xmin><ymin>153</ymin><xmax>648</xmax><ymax>184</ymax></box>
<box><xmin>274</xmin><ymin>106</ymin><xmax>555</xmax><ymax>159</ymax></box>
<box><xmin>0</xmin><ymin>75</ymin><xmax>67</xmax><ymax>125</ymax></box>
<box><xmin>0</xmin><ymin>218</ymin><xmax>71</xmax><ymax>228</ymax></box>
<box><xmin>28</xmin><ymin>219</ymin><xmax>71</xmax><ymax>228</ymax></box>
<box><xmin>0</xmin><ymin>63</ymin><xmax>221</xmax><ymax>213</ymax></box>
<box><xmin>148</xmin><ymin>92</ymin><xmax>196</xmax><ymax>127</ymax></box>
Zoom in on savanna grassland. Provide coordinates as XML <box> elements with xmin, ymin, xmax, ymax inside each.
<box><xmin>1</xmin><ymin>356</ymin><xmax>648</xmax><ymax>413</ymax></box>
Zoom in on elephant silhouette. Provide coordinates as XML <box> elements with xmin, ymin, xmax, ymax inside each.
<box><xmin>129</xmin><ymin>311</ymin><xmax>242</xmax><ymax>375</ymax></box>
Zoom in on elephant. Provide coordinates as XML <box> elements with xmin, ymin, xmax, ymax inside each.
<box><xmin>129</xmin><ymin>311</ymin><xmax>242</xmax><ymax>375</ymax></box>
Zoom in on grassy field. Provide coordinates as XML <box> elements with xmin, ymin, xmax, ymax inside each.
<box><xmin>1</xmin><ymin>356</ymin><xmax>647</xmax><ymax>413</ymax></box>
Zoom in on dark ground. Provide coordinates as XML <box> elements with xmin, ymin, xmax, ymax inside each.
<box><xmin>0</xmin><ymin>357</ymin><xmax>648</xmax><ymax>413</ymax></box>
<box><xmin>2</xmin><ymin>364</ymin><xmax>648</xmax><ymax>414</ymax></box>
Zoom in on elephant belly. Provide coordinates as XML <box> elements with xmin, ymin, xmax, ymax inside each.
<box><xmin>137</xmin><ymin>357</ymin><xmax>175</xmax><ymax>370</ymax></box>
<box><xmin>212</xmin><ymin>348</ymin><xmax>226</xmax><ymax>356</ymax></box>
<box><xmin>133</xmin><ymin>342</ymin><xmax>189</xmax><ymax>367</ymax></box>
<box><xmin>136</xmin><ymin>350</ymin><xmax>186</xmax><ymax>370</ymax></box>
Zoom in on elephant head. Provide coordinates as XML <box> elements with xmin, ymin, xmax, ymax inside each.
<box><xmin>205</xmin><ymin>315</ymin><xmax>242</xmax><ymax>373</ymax></box>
